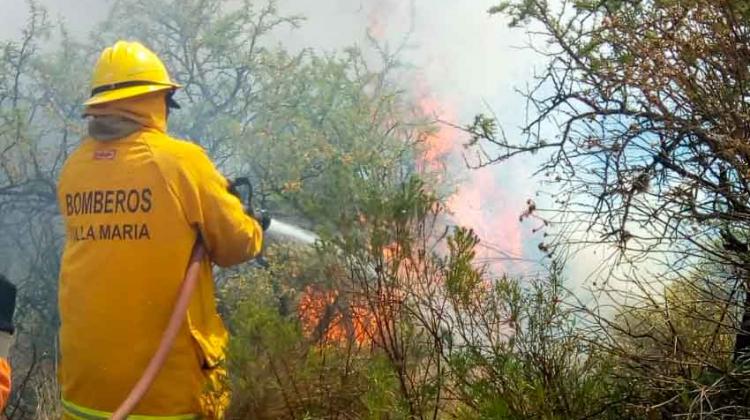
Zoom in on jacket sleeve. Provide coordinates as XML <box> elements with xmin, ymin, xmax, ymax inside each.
<box><xmin>177</xmin><ymin>145</ymin><xmax>264</xmax><ymax>267</ymax></box>
<box><xmin>0</xmin><ymin>358</ymin><xmax>10</xmax><ymax>411</ymax></box>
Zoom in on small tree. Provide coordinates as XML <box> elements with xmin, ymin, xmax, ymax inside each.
<box><xmin>472</xmin><ymin>1</ymin><xmax>750</xmax><ymax>415</ymax></box>
<box><xmin>597</xmin><ymin>265</ymin><xmax>750</xmax><ymax>418</ymax></box>
<box><xmin>476</xmin><ymin>0</ymin><xmax>750</xmax><ymax>281</ymax></box>
<box><xmin>432</xmin><ymin>240</ymin><xmax>628</xmax><ymax>420</ymax></box>
<box><xmin>222</xmin><ymin>177</ymin><xmax>449</xmax><ymax>419</ymax></box>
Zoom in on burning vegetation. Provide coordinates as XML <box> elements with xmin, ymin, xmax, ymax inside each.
<box><xmin>3</xmin><ymin>0</ymin><xmax>750</xmax><ymax>419</ymax></box>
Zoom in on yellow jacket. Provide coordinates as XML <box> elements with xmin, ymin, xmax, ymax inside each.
<box><xmin>57</xmin><ymin>92</ymin><xmax>262</xmax><ymax>418</ymax></box>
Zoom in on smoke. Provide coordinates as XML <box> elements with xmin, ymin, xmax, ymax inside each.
<box><xmin>346</xmin><ymin>0</ymin><xmax>542</xmax><ymax>274</ymax></box>
<box><xmin>0</xmin><ymin>0</ymin><xmax>111</xmax><ymax>40</ymax></box>
<box><xmin>366</xmin><ymin>0</ymin><xmax>393</xmax><ymax>40</ymax></box>
<box><xmin>2</xmin><ymin>0</ymin><xmax>551</xmax><ymax>276</ymax></box>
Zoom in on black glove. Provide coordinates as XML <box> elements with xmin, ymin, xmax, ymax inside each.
<box><xmin>259</xmin><ymin>209</ymin><xmax>271</xmax><ymax>231</ymax></box>
<box><xmin>0</xmin><ymin>275</ymin><xmax>16</xmax><ymax>335</ymax></box>
<box><xmin>227</xmin><ymin>178</ymin><xmax>270</xmax><ymax>230</ymax></box>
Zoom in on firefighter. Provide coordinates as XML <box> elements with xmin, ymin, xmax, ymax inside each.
<box><xmin>57</xmin><ymin>40</ymin><xmax>265</xmax><ymax>419</ymax></box>
<box><xmin>0</xmin><ymin>275</ymin><xmax>16</xmax><ymax>411</ymax></box>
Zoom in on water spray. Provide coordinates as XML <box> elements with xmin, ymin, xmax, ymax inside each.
<box><xmin>112</xmin><ymin>177</ymin><xmax>316</xmax><ymax>418</ymax></box>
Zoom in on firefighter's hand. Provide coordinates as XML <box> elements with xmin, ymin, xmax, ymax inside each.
<box><xmin>259</xmin><ymin>209</ymin><xmax>271</xmax><ymax>231</ymax></box>
<box><xmin>0</xmin><ymin>276</ymin><xmax>15</xmax><ymax>335</ymax></box>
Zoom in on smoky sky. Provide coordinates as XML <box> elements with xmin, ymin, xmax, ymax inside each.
<box><xmin>0</xmin><ymin>0</ymin><xmax>112</xmax><ymax>39</ymax></box>
<box><xmin>2</xmin><ymin>0</ymin><xmax>538</xmax><ymax>120</ymax></box>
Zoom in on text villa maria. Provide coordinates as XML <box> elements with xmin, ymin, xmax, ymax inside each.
<box><xmin>68</xmin><ymin>223</ymin><xmax>150</xmax><ymax>241</ymax></box>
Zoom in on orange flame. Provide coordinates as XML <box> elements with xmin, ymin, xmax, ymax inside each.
<box><xmin>447</xmin><ymin>169</ymin><xmax>524</xmax><ymax>271</ymax></box>
<box><xmin>415</xmin><ymin>79</ymin><xmax>525</xmax><ymax>272</ymax></box>
<box><xmin>364</xmin><ymin>1</ymin><xmax>526</xmax><ymax>271</ymax></box>
<box><xmin>297</xmin><ymin>2</ymin><xmax>528</xmax><ymax>344</ymax></box>
<box><xmin>298</xmin><ymin>285</ymin><xmax>375</xmax><ymax>345</ymax></box>
<box><xmin>417</xmin><ymin>95</ymin><xmax>457</xmax><ymax>173</ymax></box>
<box><xmin>298</xmin><ymin>243</ymin><xmax>411</xmax><ymax>346</ymax></box>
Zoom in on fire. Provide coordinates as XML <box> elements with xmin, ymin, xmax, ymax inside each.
<box><xmin>298</xmin><ymin>285</ymin><xmax>374</xmax><ymax>345</ymax></box>
<box><xmin>297</xmin><ymin>83</ymin><xmax>528</xmax><ymax>347</ymax></box>
<box><xmin>417</xmin><ymin>95</ymin><xmax>457</xmax><ymax>173</ymax></box>
<box><xmin>297</xmin><ymin>243</ymin><xmax>408</xmax><ymax>346</ymax></box>
<box><xmin>409</xmin><ymin>75</ymin><xmax>458</xmax><ymax>175</ymax></box>
<box><xmin>414</xmin><ymin>79</ymin><xmax>525</xmax><ymax>273</ymax></box>
<box><xmin>447</xmin><ymin>169</ymin><xmax>524</xmax><ymax>272</ymax></box>
<box><xmin>296</xmin><ymin>2</ymin><xmax>529</xmax><ymax>345</ymax></box>
<box><xmin>361</xmin><ymin>0</ymin><xmax>526</xmax><ymax>271</ymax></box>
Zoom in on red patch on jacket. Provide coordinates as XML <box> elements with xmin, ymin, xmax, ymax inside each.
<box><xmin>93</xmin><ymin>150</ymin><xmax>117</xmax><ymax>160</ymax></box>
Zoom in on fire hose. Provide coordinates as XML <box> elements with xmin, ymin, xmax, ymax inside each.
<box><xmin>111</xmin><ymin>240</ymin><xmax>205</xmax><ymax>420</ymax></box>
<box><xmin>111</xmin><ymin>178</ymin><xmax>265</xmax><ymax>419</ymax></box>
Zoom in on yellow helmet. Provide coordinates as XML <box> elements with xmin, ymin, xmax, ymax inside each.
<box><xmin>84</xmin><ymin>40</ymin><xmax>181</xmax><ymax>106</ymax></box>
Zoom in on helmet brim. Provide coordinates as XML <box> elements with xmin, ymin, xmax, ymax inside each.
<box><xmin>83</xmin><ymin>83</ymin><xmax>181</xmax><ymax>107</ymax></box>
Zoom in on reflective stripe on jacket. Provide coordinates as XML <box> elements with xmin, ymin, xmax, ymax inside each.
<box><xmin>0</xmin><ymin>358</ymin><xmax>9</xmax><ymax>410</ymax></box>
<box><xmin>57</xmin><ymin>91</ymin><xmax>262</xmax><ymax>417</ymax></box>
<box><xmin>62</xmin><ymin>398</ymin><xmax>199</xmax><ymax>419</ymax></box>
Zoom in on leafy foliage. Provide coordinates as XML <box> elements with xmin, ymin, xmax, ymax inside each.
<box><xmin>8</xmin><ymin>0</ymin><xmax>750</xmax><ymax>419</ymax></box>
<box><xmin>474</xmin><ymin>0</ymin><xmax>750</xmax><ymax>417</ymax></box>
